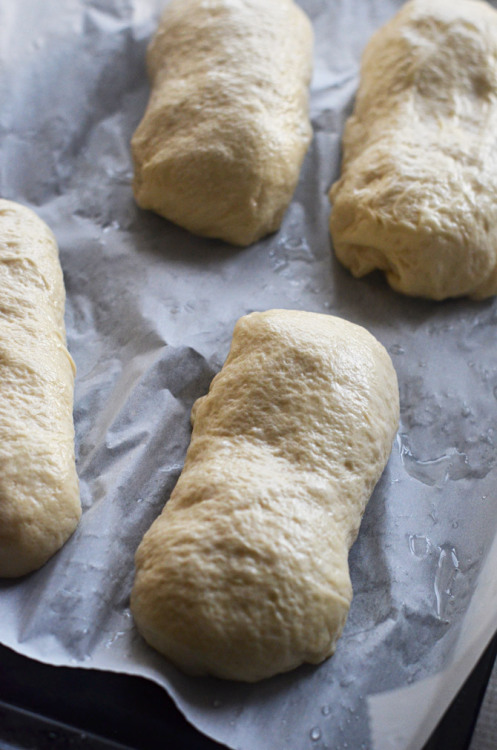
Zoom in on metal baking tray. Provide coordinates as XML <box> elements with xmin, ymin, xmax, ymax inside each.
<box><xmin>1</xmin><ymin>634</ymin><xmax>496</xmax><ymax>750</ymax></box>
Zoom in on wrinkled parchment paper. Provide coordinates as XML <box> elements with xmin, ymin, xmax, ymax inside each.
<box><xmin>1</xmin><ymin>1</ymin><xmax>497</xmax><ymax>748</ymax></box>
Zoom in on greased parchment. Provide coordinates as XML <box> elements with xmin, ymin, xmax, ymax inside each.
<box><xmin>1</xmin><ymin>1</ymin><xmax>497</xmax><ymax>749</ymax></box>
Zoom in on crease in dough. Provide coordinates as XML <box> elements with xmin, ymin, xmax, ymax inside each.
<box><xmin>0</xmin><ymin>200</ymin><xmax>80</xmax><ymax>577</ymax></box>
<box><xmin>131</xmin><ymin>309</ymin><xmax>399</xmax><ymax>682</ymax></box>
<box><xmin>132</xmin><ymin>0</ymin><xmax>313</xmax><ymax>246</ymax></box>
<box><xmin>329</xmin><ymin>0</ymin><xmax>497</xmax><ymax>300</ymax></box>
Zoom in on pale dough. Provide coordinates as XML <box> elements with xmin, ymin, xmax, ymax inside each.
<box><xmin>329</xmin><ymin>0</ymin><xmax>497</xmax><ymax>300</ymax></box>
<box><xmin>0</xmin><ymin>201</ymin><xmax>80</xmax><ymax>577</ymax></box>
<box><xmin>131</xmin><ymin>0</ymin><xmax>313</xmax><ymax>246</ymax></box>
<box><xmin>131</xmin><ymin>310</ymin><xmax>399</xmax><ymax>682</ymax></box>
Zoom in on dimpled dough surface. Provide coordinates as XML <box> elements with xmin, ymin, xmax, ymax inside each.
<box><xmin>131</xmin><ymin>0</ymin><xmax>313</xmax><ymax>246</ymax></box>
<box><xmin>0</xmin><ymin>201</ymin><xmax>80</xmax><ymax>578</ymax></box>
<box><xmin>329</xmin><ymin>0</ymin><xmax>497</xmax><ymax>300</ymax></box>
<box><xmin>131</xmin><ymin>310</ymin><xmax>399</xmax><ymax>682</ymax></box>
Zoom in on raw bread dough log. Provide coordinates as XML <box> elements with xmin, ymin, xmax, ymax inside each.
<box><xmin>329</xmin><ymin>0</ymin><xmax>497</xmax><ymax>300</ymax></box>
<box><xmin>131</xmin><ymin>310</ymin><xmax>399</xmax><ymax>682</ymax></box>
<box><xmin>0</xmin><ymin>201</ymin><xmax>80</xmax><ymax>577</ymax></box>
<box><xmin>131</xmin><ymin>0</ymin><xmax>313</xmax><ymax>246</ymax></box>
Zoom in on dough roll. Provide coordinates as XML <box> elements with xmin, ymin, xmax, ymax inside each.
<box><xmin>131</xmin><ymin>310</ymin><xmax>399</xmax><ymax>682</ymax></box>
<box><xmin>132</xmin><ymin>0</ymin><xmax>313</xmax><ymax>246</ymax></box>
<box><xmin>330</xmin><ymin>0</ymin><xmax>497</xmax><ymax>300</ymax></box>
<box><xmin>0</xmin><ymin>201</ymin><xmax>80</xmax><ymax>577</ymax></box>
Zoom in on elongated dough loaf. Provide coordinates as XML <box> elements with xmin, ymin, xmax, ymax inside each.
<box><xmin>131</xmin><ymin>0</ymin><xmax>313</xmax><ymax>246</ymax></box>
<box><xmin>330</xmin><ymin>0</ymin><xmax>497</xmax><ymax>300</ymax></box>
<box><xmin>131</xmin><ymin>310</ymin><xmax>399</xmax><ymax>682</ymax></box>
<box><xmin>0</xmin><ymin>201</ymin><xmax>80</xmax><ymax>577</ymax></box>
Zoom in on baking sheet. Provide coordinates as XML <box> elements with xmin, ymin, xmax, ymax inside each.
<box><xmin>1</xmin><ymin>1</ymin><xmax>497</xmax><ymax>748</ymax></box>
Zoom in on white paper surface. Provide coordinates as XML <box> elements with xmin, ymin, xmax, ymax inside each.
<box><xmin>1</xmin><ymin>1</ymin><xmax>497</xmax><ymax>749</ymax></box>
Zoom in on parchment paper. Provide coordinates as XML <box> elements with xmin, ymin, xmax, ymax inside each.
<box><xmin>1</xmin><ymin>1</ymin><xmax>497</xmax><ymax>748</ymax></box>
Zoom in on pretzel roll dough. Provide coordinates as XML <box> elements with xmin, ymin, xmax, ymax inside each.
<box><xmin>132</xmin><ymin>0</ymin><xmax>313</xmax><ymax>246</ymax></box>
<box><xmin>0</xmin><ymin>201</ymin><xmax>80</xmax><ymax>577</ymax></box>
<box><xmin>330</xmin><ymin>0</ymin><xmax>497</xmax><ymax>300</ymax></box>
<box><xmin>131</xmin><ymin>310</ymin><xmax>399</xmax><ymax>682</ymax></box>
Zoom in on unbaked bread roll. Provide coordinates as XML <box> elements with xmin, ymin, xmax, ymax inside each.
<box><xmin>131</xmin><ymin>0</ymin><xmax>313</xmax><ymax>246</ymax></box>
<box><xmin>329</xmin><ymin>0</ymin><xmax>497</xmax><ymax>300</ymax></box>
<box><xmin>0</xmin><ymin>201</ymin><xmax>80</xmax><ymax>577</ymax></box>
<box><xmin>131</xmin><ymin>310</ymin><xmax>399</xmax><ymax>682</ymax></box>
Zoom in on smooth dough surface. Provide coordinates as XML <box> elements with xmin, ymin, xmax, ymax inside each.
<box><xmin>329</xmin><ymin>0</ymin><xmax>497</xmax><ymax>300</ymax></box>
<box><xmin>131</xmin><ymin>310</ymin><xmax>399</xmax><ymax>682</ymax></box>
<box><xmin>0</xmin><ymin>201</ymin><xmax>80</xmax><ymax>577</ymax></box>
<box><xmin>132</xmin><ymin>0</ymin><xmax>313</xmax><ymax>246</ymax></box>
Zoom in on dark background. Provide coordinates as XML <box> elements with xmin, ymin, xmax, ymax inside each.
<box><xmin>1</xmin><ymin>633</ymin><xmax>496</xmax><ymax>750</ymax></box>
